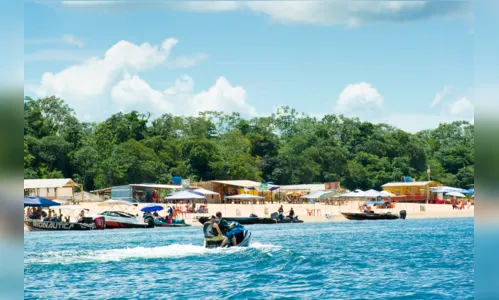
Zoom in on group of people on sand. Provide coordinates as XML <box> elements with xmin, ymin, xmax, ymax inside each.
<box><xmin>203</xmin><ymin>212</ymin><xmax>244</xmax><ymax>247</ymax></box>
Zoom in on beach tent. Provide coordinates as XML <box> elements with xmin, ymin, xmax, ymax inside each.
<box><xmin>166</xmin><ymin>190</ymin><xmax>205</xmax><ymax>200</ymax></box>
<box><xmin>340</xmin><ymin>191</ymin><xmax>362</xmax><ymax>198</ymax></box>
<box><xmin>363</xmin><ymin>189</ymin><xmax>387</xmax><ymax>198</ymax></box>
<box><xmin>24</xmin><ymin>196</ymin><xmax>61</xmax><ymax>207</ymax></box>
<box><xmin>301</xmin><ymin>191</ymin><xmax>328</xmax><ymax>199</ymax></box>
<box><xmin>355</xmin><ymin>189</ymin><xmax>364</xmax><ymax>192</ymax></box>
<box><xmin>190</xmin><ymin>187</ymin><xmax>220</xmax><ymax>196</ymax></box>
<box><xmin>225</xmin><ymin>194</ymin><xmax>265</xmax><ymax>200</ymax></box>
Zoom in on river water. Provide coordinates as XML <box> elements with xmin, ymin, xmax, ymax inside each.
<box><xmin>24</xmin><ymin>218</ymin><xmax>474</xmax><ymax>299</ymax></box>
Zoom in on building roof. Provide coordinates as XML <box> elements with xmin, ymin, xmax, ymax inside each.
<box><xmin>278</xmin><ymin>184</ymin><xmax>325</xmax><ymax>192</ymax></box>
<box><xmin>211</xmin><ymin>180</ymin><xmax>276</xmax><ymax>189</ymax></box>
<box><xmin>130</xmin><ymin>183</ymin><xmax>182</xmax><ymax>190</ymax></box>
<box><xmin>382</xmin><ymin>181</ymin><xmax>441</xmax><ymax>188</ymax></box>
<box><xmin>24</xmin><ymin>178</ymin><xmax>79</xmax><ymax>190</ymax></box>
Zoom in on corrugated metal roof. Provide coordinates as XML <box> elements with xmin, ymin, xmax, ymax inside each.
<box><xmin>130</xmin><ymin>184</ymin><xmax>182</xmax><ymax>190</ymax></box>
<box><xmin>278</xmin><ymin>184</ymin><xmax>325</xmax><ymax>192</ymax></box>
<box><xmin>382</xmin><ymin>181</ymin><xmax>440</xmax><ymax>187</ymax></box>
<box><xmin>24</xmin><ymin>178</ymin><xmax>78</xmax><ymax>189</ymax></box>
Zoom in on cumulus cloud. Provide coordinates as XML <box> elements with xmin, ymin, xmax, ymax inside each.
<box><xmin>336</xmin><ymin>82</ymin><xmax>385</xmax><ymax>118</ymax></box>
<box><xmin>110</xmin><ymin>73</ymin><xmax>257</xmax><ymax>118</ymax></box>
<box><xmin>430</xmin><ymin>84</ymin><xmax>452</xmax><ymax>108</ymax></box>
<box><xmin>176</xmin><ymin>0</ymin><xmax>470</xmax><ymax>25</ymax></box>
<box><xmin>28</xmin><ymin>38</ymin><xmax>256</xmax><ymax>120</ymax></box>
<box><xmin>60</xmin><ymin>1</ymin><xmax>470</xmax><ymax>25</ymax></box>
<box><xmin>167</xmin><ymin>53</ymin><xmax>208</xmax><ymax>69</ymax></box>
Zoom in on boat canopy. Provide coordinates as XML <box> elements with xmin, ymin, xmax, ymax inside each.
<box><xmin>24</xmin><ymin>196</ymin><xmax>61</xmax><ymax>207</ymax></box>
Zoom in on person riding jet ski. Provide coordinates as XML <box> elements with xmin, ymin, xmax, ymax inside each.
<box><xmin>203</xmin><ymin>215</ymin><xmax>228</xmax><ymax>248</ymax></box>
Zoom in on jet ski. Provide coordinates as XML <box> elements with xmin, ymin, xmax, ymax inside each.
<box><xmin>270</xmin><ymin>212</ymin><xmax>304</xmax><ymax>223</ymax></box>
<box><xmin>204</xmin><ymin>221</ymin><xmax>251</xmax><ymax>249</ymax></box>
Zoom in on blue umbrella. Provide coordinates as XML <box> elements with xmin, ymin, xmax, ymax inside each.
<box><xmin>140</xmin><ymin>204</ymin><xmax>164</xmax><ymax>212</ymax></box>
<box><xmin>24</xmin><ymin>196</ymin><xmax>61</xmax><ymax>207</ymax></box>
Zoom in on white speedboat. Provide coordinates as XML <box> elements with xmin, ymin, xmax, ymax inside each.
<box><xmin>93</xmin><ymin>199</ymin><xmax>154</xmax><ymax>229</ymax></box>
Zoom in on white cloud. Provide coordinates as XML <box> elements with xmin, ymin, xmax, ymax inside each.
<box><xmin>176</xmin><ymin>0</ymin><xmax>469</xmax><ymax>25</ymax></box>
<box><xmin>110</xmin><ymin>73</ymin><xmax>257</xmax><ymax>118</ymax></box>
<box><xmin>61</xmin><ymin>34</ymin><xmax>85</xmax><ymax>47</ymax></box>
<box><xmin>167</xmin><ymin>53</ymin><xmax>208</xmax><ymax>69</ymax></box>
<box><xmin>336</xmin><ymin>82</ymin><xmax>385</xmax><ymax>118</ymax></box>
<box><xmin>164</xmin><ymin>75</ymin><xmax>195</xmax><ymax>95</ymax></box>
<box><xmin>449</xmin><ymin>97</ymin><xmax>474</xmax><ymax>117</ymax></box>
<box><xmin>28</xmin><ymin>37</ymin><xmax>256</xmax><ymax>120</ymax></box>
<box><xmin>430</xmin><ymin>84</ymin><xmax>451</xmax><ymax>108</ymax></box>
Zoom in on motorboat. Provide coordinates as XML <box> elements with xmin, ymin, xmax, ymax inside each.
<box><xmin>204</xmin><ymin>221</ymin><xmax>251</xmax><ymax>249</ymax></box>
<box><xmin>270</xmin><ymin>212</ymin><xmax>304</xmax><ymax>223</ymax></box>
<box><xmin>152</xmin><ymin>218</ymin><xmax>191</xmax><ymax>227</ymax></box>
<box><xmin>24</xmin><ymin>216</ymin><xmax>105</xmax><ymax>231</ymax></box>
<box><xmin>342</xmin><ymin>210</ymin><xmax>407</xmax><ymax>220</ymax></box>
<box><xmin>24</xmin><ymin>204</ymin><xmax>106</xmax><ymax>231</ymax></box>
<box><xmin>98</xmin><ymin>211</ymin><xmax>155</xmax><ymax>229</ymax></box>
<box><xmin>93</xmin><ymin>199</ymin><xmax>154</xmax><ymax>229</ymax></box>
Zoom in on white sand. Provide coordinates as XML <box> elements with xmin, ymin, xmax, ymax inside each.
<box><xmin>31</xmin><ymin>201</ymin><xmax>473</xmax><ymax>229</ymax></box>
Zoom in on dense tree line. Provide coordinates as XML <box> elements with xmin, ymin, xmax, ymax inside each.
<box><xmin>24</xmin><ymin>96</ymin><xmax>474</xmax><ymax>191</ymax></box>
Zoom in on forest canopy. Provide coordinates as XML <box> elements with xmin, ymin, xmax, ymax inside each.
<box><xmin>24</xmin><ymin>96</ymin><xmax>475</xmax><ymax>191</ymax></box>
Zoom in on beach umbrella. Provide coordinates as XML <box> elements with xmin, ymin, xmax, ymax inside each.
<box><xmin>301</xmin><ymin>191</ymin><xmax>328</xmax><ymax>199</ymax></box>
<box><xmin>446</xmin><ymin>192</ymin><xmax>466</xmax><ymax>198</ymax></box>
<box><xmin>140</xmin><ymin>204</ymin><xmax>164</xmax><ymax>212</ymax></box>
<box><xmin>24</xmin><ymin>196</ymin><xmax>61</xmax><ymax>207</ymax></box>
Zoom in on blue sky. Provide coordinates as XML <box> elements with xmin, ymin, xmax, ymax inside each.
<box><xmin>24</xmin><ymin>1</ymin><xmax>478</xmax><ymax>132</ymax></box>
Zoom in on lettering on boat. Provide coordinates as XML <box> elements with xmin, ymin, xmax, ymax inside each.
<box><xmin>32</xmin><ymin>221</ymin><xmax>75</xmax><ymax>230</ymax></box>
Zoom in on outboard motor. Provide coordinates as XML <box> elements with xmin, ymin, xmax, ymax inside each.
<box><xmin>399</xmin><ymin>210</ymin><xmax>407</xmax><ymax>220</ymax></box>
<box><xmin>249</xmin><ymin>213</ymin><xmax>258</xmax><ymax>218</ymax></box>
<box><xmin>93</xmin><ymin>216</ymin><xmax>106</xmax><ymax>230</ymax></box>
<box><xmin>270</xmin><ymin>212</ymin><xmax>279</xmax><ymax>219</ymax></box>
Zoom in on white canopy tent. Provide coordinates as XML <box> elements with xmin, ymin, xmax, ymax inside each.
<box><xmin>166</xmin><ymin>190</ymin><xmax>205</xmax><ymax>200</ymax></box>
<box><xmin>225</xmin><ymin>194</ymin><xmax>265</xmax><ymax>200</ymax></box>
<box><xmin>301</xmin><ymin>191</ymin><xmax>328</xmax><ymax>199</ymax></box>
<box><xmin>363</xmin><ymin>189</ymin><xmax>389</xmax><ymax>198</ymax></box>
<box><xmin>191</xmin><ymin>187</ymin><xmax>220</xmax><ymax>196</ymax></box>
<box><xmin>446</xmin><ymin>192</ymin><xmax>466</xmax><ymax>198</ymax></box>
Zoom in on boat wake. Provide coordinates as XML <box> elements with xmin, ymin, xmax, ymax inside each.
<box><xmin>25</xmin><ymin>243</ymin><xmax>282</xmax><ymax>265</ymax></box>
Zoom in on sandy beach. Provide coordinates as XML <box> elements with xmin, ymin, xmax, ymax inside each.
<box><xmin>25</xmin><ymin>201</ymin><xmax>474</xmax><ymax>230</ymax></box>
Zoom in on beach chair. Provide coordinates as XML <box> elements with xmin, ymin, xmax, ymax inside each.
<box><xmin>325</xmin><ymin>213</ymin><xmax>334</xmax><ymax>220</ymax></box>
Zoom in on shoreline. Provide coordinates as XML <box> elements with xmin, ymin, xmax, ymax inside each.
<box><xmin>24</xmin><ymin>202</ymin><xmax>474</xmax><ymax>231</ymax></box>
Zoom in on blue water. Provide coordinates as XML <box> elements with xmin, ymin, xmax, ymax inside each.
<box><xmin>24</xmin><ymin>218</ymin><xmax>474</xmax><ymax>299</ymax></box>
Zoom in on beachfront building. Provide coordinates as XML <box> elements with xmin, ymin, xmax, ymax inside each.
<box><xmin>24</xmin><ymin>178</ymin><xmax>80</xmax><ymax>201</ymax></box>
<box><xmin>382</xmin><ymin>181</ymin><xmax>442</xmax><ymax>202</ymax></box>
<box><xmin>105</xmin><ymin>183</ymin><xmax>182</xmax><ymax>202</ymax></box>
<box><xmin>192</xmin><ymin>180</ymin><xmax>280</xmax><ymax>203</ymax></box>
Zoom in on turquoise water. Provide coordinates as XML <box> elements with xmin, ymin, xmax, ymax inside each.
<box><xmin>24</xmin><ymin>218</ymin><xmax>474</xmax><ymax>299</ymax></box>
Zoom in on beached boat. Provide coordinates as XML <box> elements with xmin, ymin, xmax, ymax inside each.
<box><xmin>24</xmin><ymin>217</ymin><xmax>105</xmax><ymax>231</ymax></box>
<box><xmin>270</xmin><ymin>212</ymin><xmax>304</xmax><ymax>223</ymax></box>
<box><xmin>153</xmin><ymin>219</ymin><xmax>191</xmax><ymax>227</ymax></box>
<box><xmin>97</xmin><ymin>211</ymin><xmax>155</xmax><ymax>229</ymax></box>
<box><xmin>342</xmin><ymin>210</ymin><xmax>406</xmax><ymax>221</ymax></box>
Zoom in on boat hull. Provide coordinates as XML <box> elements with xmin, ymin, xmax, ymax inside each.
<box><xmin>341</xmin><ymin>212</ymin><xmax>400</xmax><ymax>220</ymax></box>
<box><xmin>24</xmin><ymin>219</ymin><xmax>97</xmax><ymax>231</ymax></box>
<box><xmin>104</xmin><ymin>221</ymin><xmax>151</xmax><ymax>229</ymax></box>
